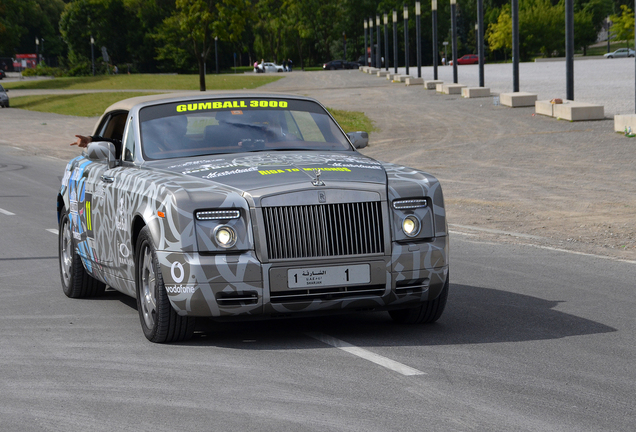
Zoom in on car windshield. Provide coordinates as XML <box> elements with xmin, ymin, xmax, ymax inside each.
<box><xmin>139</xmin><ymin>98</ymin><xmax>353</xmax><ymax>160</ymax></box>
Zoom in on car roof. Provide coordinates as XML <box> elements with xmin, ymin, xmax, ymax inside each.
<box><xmin>101</xmin><ymin>92</ymin><xmax>317</xmax><ymax>113</ymax></box>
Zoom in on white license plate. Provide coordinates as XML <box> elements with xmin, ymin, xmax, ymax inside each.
<box><xmin>287</xmin><ymin>264</ymin><xmax>370</xmax><ymax>289</ymax></box>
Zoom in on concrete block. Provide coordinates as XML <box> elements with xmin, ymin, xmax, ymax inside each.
<box><xmin>553</xmin><ymin>100</ymin><xmax>604</xmax><ymax>121</ymax></box>
<box><xmin>377</xmin><ymin>70</ymin><xmax>390</xmax><ymax>77</ymax></box>
<box><xmin>394</xmin><ymin>75</ymin><xmax>411</xmax><ymax>82</ymax></box>
<box><xmin>462</xmin><ymin>87</ymin><xmax>491</xmax><ymax>98</ymax></box>
<box><xmin>424</xmin><ymin>80</ymin><xmax>443</xmax><ymax>89</ymax></box>
<box><xmin>387</xmin><ymin>73</ymin><xmax>400</xmax><ymax>80</ymax></box>
<box><xmin>614</xmin><ymin>114</ymin><xmax>636</xmax><ymax>132</ymax></box>
<box><xmin>535</xmin><ymin>100</ymin><xmax>554</xmax><ymax>117</ymax></box>
<box><xmin>437</xmin><ymin>83</ymin><xmax>466</xmax><ymax>95</ymax></box>
<box><xmin>500</xmin><ymin>92</ymin><xmax>537</xmax><ymax>107</ymax></box>
<box><xmin>405</xmin><ymin>77</ymin><xmax>424</xmax><ymax>86</ymax></box>
<box><xmin>367</xmin><ymin>68</ymin><xmax>380</xmax><ymax>74</ymax></box>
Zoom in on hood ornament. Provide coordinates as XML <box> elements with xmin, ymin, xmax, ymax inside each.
<box><xmin>311</xmin><ymin>169</ymin><xmax>325</xmax><ymax>186</ymax></box>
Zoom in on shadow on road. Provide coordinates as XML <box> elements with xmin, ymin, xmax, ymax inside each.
<box><xmin>178</xmin><ymin>283</ymin><xmax>616</xmax><ymax>348</ymax></box>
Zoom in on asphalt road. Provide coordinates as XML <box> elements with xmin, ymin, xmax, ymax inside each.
<box><xmin>1</xmin><ymin>140</ymin><xmax>635</xmax><ymax>430</ymax></box>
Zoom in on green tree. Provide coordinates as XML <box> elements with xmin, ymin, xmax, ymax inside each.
<box><xmin>610</xmin><ymin>4</ymin><xmax>635</xmax><ymax>46</ymax></box>
<box><xmin>155</xmin><ymin>0</ymin><xmax>250</xmax><ymax>91</ymax></box>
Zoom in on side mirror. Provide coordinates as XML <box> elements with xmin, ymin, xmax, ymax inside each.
<box><xmin>347</xmin><ymin>131</ymin><xmax>369</xmax><ymax>149</ymax></box>
<box><xmin>86</xmin><ymin>141</ymin><xmax>117</xmax><ymax>169</ymax></box>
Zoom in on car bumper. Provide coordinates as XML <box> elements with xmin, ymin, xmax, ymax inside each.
<box><xmin>156</xmin><ymin>236</ymin><xmax>448</xmax><ymax>319</ymax></box>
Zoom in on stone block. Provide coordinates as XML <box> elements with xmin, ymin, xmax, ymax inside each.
<box><xmin>367</xmin><ymin>68</ymin><xmax>380</xmax><ymax>74</ymax></box>
<box><xmin>500</xmin><ymin>92</ymin><xmax>537</xmax><ymax>107</ymax></box>
<box><xmin>394</xmin><ymin>75</ymin><xmax>411</xmax><ymax>82</ymax></box>
<box><xmin>387</xmin><ymin>73</ymin><xmax>400</xmax><ymax>80</ymax></box>
<box><xmin>377</xmin><ymin>70</ymin><xmax>390</xmax><ymax>77</ymax></box>
<box><xmin>437</xmin><ymin>83</ymin><xmax>466</xmax><ymax>94</ymax></box>
<box><xmin>461</xmin><ymin>87</ymin><xmax>491</xmax><ymax>98</ymax></box>
<box><xmin>553</xmin><ymin>100</ymin><xmax>604</xmax><ymax>121</ymax></box>
<box><xmin>405</xmin><ymin>77</ymin><xmax>424</xmax><ymax>86</ymax></box>
<box><xmin>614</xmin><ymin>114</ymin><xmax>636</xmax><ymax>132</ymax></box>
<box><xmin>535</xmin><ymin>100</ymin><xmax>554</xmax><ymax>117</ymax></box>
<box><xmin>424</xmin><ymin>80</ymin><xmax>443</xmax><ymax>89</ymax></box>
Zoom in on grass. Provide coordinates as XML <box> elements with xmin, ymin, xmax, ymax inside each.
<box><xmin>10</xmin><ymin>92</ymin><xmax>161</xmax><ymax>116</ymax></box>
<box><xmin>11</xmin><ymin>93</ymin><xmax>378</xmax><ymax>134</ymax></box>
<box><xmin>582</xmin><ymin>40</ymin><xmax>633</xmax><ymax>56</ymax></box>
<box><xmin>2</xmin><ymin>73</ymin><xmax>282</xmax><ymax>91</ymax></box>
<box><xmin>327</xmin><ymin>107</ymin><xmax>378</xmax><ymax>133</ymax></box>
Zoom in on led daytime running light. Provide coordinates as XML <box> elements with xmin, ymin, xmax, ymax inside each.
<box><xmin>196</xmin><ymin>210</ymin><xmax>240</xmax><ymax>220</ymax></box>
<box><xmin>392</xmin><ymin>199</ymin><xmax>428</xmax><ymax>210</ymax></box>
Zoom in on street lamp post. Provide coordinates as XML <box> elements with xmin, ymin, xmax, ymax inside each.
<box><xmin>432</xmin><ymin>0</ymin><xmax>438</xmax><ymax>80</ymax></box>
<box><xmin>393</xmin><ymin>10</ymin><xmax>398</xmax><ymax>74</ymax></box>
<box><xmin>215</xmin><ymin>36</ymin><xmax>219</xmax><ymax>74</ymax></box>
<box><xmin>343</xmin><ymin>32</ymin><xmax>347</xmax><ymax>59</ymax></box>
<box><xmin>416</xmin><ymin>1</ymin><xmax>421</xmax><ymax>78</ymax></box>
<box><xmin>512</xmin><ymin>0</ymin><xmax>519</xmax><ymax>92</ymax></box>
<box><xmin>384</xmin><ymin>13</ymin><xmax>389</xmax><ymax>71</ymax></box>
<box><xmin>369</xmin><ymin>17</ymin><xmax>374</xmax><ymax>68</ymax></box>
<box><xmin>376</xmin><ymin>15</ymin><xmax>382</xmax><ymax>69</ymax></box>
<box><xmin>565</xmin><ymin>0</ymin><xmax>574</xmax><ymax>100</ymax></box>
<box><xmin>35</xmin><ymin>37</ymin><xmax>39</xmax><ymax>67</ymax></box>
<box><xmin>404</xmin><ymin>4</ymin><xmax>409</xmax><ymax>76</ymax></box>
<box><xmin>478</xmin><ymin>0</ymin><xmax>484</xmax><ymax>87</ymax></box>
<box><xmin>364</xmin><ymin>19</ymin><xmax>368</xmax><ymax>68</ymax></box>
<box><xmin>451</xmin><ymin>0</ymin><xmax>458</xmax><ymax>83</ymax></box>
<box><xmin>90</xmin><ymin>36</ymin><xmax>95</xmax><ymax>76</ymax></box>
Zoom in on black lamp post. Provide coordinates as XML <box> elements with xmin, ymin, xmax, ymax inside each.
<box><xmin>404</xmin><ymin>4</ymin><xmax>409</xmax><ymax>76</ymax></box>
<box><xmin>215</xmin><ymin>36</ymin><xmax>219</xmax><ymax>74</ymax></box>
<box><xmin>364</xmin><ymin>19</ymin><xmax>368</xmax><ymax>67</ymax></box>
<box><xmin>565</xmin><ymin>0</ymin><xmax>574</xmax><ymax>100</ymax></box>
<box><xmin>451</xmin><ymin>0</ymin><xmax>458</xmax><ymax>83</ymax></box>
<box><xmin>384</xmin><ymin>13</ymin><xmax>389</xmax><ymax>71</ymax></box>
<box><xmin>416</xmin><ymin>1</ymin><xmax>421</xmax><ymax>78</ymax></box>
<box><xmin>512</xmin><ymin>0</ymin><xmax>519</xmax><ymax>92</ymax></box>
<box><xmin>432</xmin><ymin>0</ymin><xmax>438</xmax><ymax>80</ymax></box>
<box><xmin>369</xmin><ymin>17</ymin><xmax>374</xmax><ymax>68</ymax></box>
<box><xmin>90</xmin><ymin>36</ymin><xmax>95</xmax><ymax>76</ymax></box>
<box><xmin>478</xmin><ymin>0</ymin><xmax>484</xmax><ymax>87</ymax></box>
<box><xmin>376</xmin><ymin>15</ymin><xmax>382</xmax><ymax>69</ymax></box>
<box><xmin>35</xmin><ymin>37</ymin><xmax>39</xmax><ymax>67</ymax></box>
<box><xmin>393</xmin><ymin>10</ymin><xmax>398</xmax><ymax>74</ymax></box>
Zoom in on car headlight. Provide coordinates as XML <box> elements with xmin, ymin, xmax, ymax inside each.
<box><xmin>402</xmin><ymin>216</ymin><xmax>421</xmax><ymax>237</ymax></box>
<box><xmin>214</xmin><ymin>225</ymin><xmax>237</xmax><ymax>248</ymax></box>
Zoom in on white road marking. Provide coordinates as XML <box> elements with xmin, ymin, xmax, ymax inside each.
<box><xmin>450</xmin><ymin>223</ymin><xmax>545</xmax><ymax>240</ymax></box>
<box><xmin>306</xmin><ymin>332</ymin><xmax>425</xmax><ymax>376</ymax></box>
<box><xmin>0</xmin><ymin>208</ymin><xmax>15</xmax><ymax>216</ymax></box>
<box><xmin>46</xmin><ymin>229</ymin><xmax>59</xmax><ymax>235</ymax></box>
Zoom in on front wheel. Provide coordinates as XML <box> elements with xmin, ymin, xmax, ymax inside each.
<box><xmin>389</xmin><ymin>274</ymin><xmax>449</xmax><ymax>324</ymax></box>
<box><xmin>135</xmin><ymin>227</ymin><xmax>195</xmax><ymax>343</ymax></box>
<box><xmin>58</xmin><ymin>207</ymin><xmax>105</xmax><ymax>298</ymax></box>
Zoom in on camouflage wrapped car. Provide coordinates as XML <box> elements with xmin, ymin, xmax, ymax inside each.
<box><xmin>57</xmin><ymin>93</ymin><xmax>449</xmax><ymax>343</ymax></box>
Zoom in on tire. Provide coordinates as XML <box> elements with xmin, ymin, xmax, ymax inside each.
<box><xmin>389</xmin><ymin>273</ymin><xmax>449</xmax><ymax>324</ymax></box>
<box><xmin>58</xmin><ymin>207</ymin><xmax>105</xmax><ymax>298</ymax></box>
<box><xmin>135</xmin><ymin>227</ymin><xmax>195</xmax><ymax>343</ymax></box>
<box><xmin>607</xmin><ymin>56</ymin><xmax>613</xmax><ymax>59</ymax></box>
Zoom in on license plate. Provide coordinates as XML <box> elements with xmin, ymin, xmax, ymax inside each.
<box><xmin>287</xmin><ymin>264</ymin><xmax>370</xmax><ymax>289</ymax></box>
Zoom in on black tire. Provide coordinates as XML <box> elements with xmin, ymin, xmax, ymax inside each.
<box><xmin>389</xmin><ymin>274</ymin><xmax>449</xmax><ymax>324</ymax></box>
<box><xmin>58</xmin><ymin>207</ymin><xmax>105</xmax><ymax>298</ymax></box>
<box><xmin>608</xmin><ymin>56</ymin><xmax>613</xmax><ymax>59</ymax></box>
<box><xmin>135</xmin><ymin>227</ymin><xmax>195</xmax><ymax>343</ymax></box>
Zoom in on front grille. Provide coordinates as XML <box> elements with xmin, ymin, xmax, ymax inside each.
<box><xmin>270</xmin><ymin>285</ymin><xmax>385</xmax><ymax>303</ymax></box>
<box><xmin>262</xmin><ymin>202</ymin><xmax>384</xmax><ymax>260</ymax></box>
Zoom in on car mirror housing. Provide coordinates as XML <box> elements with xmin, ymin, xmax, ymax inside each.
<box><xmin>86</xmin><ymin>141</ymin><xmax>117</xmax><ymax>169</ymax></box>
<box><xmin>347</xmin><ymin>131</ymin><xmax>369</xmax><ymax>149</ymax></box>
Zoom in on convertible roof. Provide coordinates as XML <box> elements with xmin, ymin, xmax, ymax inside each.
<box><xmin>102</xmin><ymin>92</ymin><xmax>311</xmax><ymax>113</ymax></box>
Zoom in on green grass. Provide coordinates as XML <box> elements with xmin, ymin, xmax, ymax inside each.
<box><xmin>11</xmin><ymin>92</ymin><xmax>161</xmax><ymax>116</ymax></box>
<box><xmin>581</xmin><ymin>41</ymin><xmax>633</xmax><ymax>56</ymax></box>
<box><xmin>327</xmin><ymin>107</ymin><xmax>378</xmax><ymax>133</ymax></box>
<box><xmin>2</xmin><ymin>73</ymin><xmax>282</xmax><ymax>91</ymax></box>
<box><xmin>11</xmin><ymin>93</ymin><xmax>378</xmax><ymax>134</ymax></box>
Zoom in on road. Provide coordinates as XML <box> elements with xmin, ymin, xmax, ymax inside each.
<box><xmin>1</xmin><ymin>136</ymin><xmax>635</xmax><ymax>430</ymax></box>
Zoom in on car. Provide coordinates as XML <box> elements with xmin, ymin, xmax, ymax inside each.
<box><xmin>323</xmin><ymin>60</ymin><xmax>358</xmax><ymax>70</ymax></box>
<box><xmin>0</xmin><ymin>85</ymin><xmax>9</xmax><ymax>107</ymax></box>
<box><xmin>57</xmin><ymin>93</ymin><xmax>449</xmax><ymax>343</ymax></box>
<box><xmin>0</xmin><ymin>69</ymin><xmax>5</xmax><ymax>79</ymax></box>
<box><xmin>254</xmin><ymin>62</ymin><xmax>284</xmax><ymax>73</ymax></box>
<box><xmin>604</xmin><ymin>48</ymin><xmax>635</xmax><ymax>58</ymax></box>
<box><xmin>449</xmin><ymin>54</ymin><xmax>479</xmax><ymax>66</ymax></box>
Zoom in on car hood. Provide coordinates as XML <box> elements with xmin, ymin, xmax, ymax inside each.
<box><xmin>150</xmin><ymin>151</ymin><xmax>388</xmax><ymax>192</ymax></box>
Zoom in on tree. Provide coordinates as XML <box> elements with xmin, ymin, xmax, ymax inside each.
<box><xmin>610</xmin><ymin>4</ymin><xmax>635</xmax><ymax>46</ymax></box>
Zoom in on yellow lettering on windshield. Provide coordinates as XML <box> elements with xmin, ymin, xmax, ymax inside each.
<box><xmin>175</xmin><ymin>100</ymin><xmax>290</xmax><ymax>113</ymax></box>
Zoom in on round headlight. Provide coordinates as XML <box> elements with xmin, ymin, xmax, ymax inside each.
<box><xmin>402</xmin><ymin>216</ymin><xmax>420</xmax><ymax>237</ymax></box>
<box><xmin>214</xmin><ymin>226</ymin><xmax>237</xmax><ymax>248</ymax></box>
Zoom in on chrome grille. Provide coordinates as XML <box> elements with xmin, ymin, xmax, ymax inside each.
<box><xmin>262</xmin><ymin>202</ymin><xmax>384</xmax><ymax>260</ymax></box>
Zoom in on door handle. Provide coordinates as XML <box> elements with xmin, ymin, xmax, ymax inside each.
<box><xmin>101</xmin><ymin>175</ymin><xmax>114</xmax><ymax>183</ymax></box>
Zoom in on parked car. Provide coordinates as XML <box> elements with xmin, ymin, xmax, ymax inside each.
<box><xmin>254</xmin><ymin>62</ymin><xmax>284</xmax><ymax>73</ymax></box>
<box><xmin>323</xmin><ymin>60</ymin><xmax>358</xmax><ymax>70</ymax></box>
<box><xmin>57</xmin><ymin>93</ymin><xmax>450</xmax><ymax>343</ymax></box>
<box><xmin>0</xmin><ymin>69</ymin><xmax>6</xmax><ymax>80</ymax></box>
<box><xmin>449</xmin><ymin>54</ymin><xmax>479</xmax><ymax>66</ymax></box>
<box><xmin>0</xmin><ymin>85</ymin><xmax>9</xmax><ymax>107</ymax></box>
<box><xmin>604</xmin><ymin>48</ymin><xmax>635</xmax><ymax>58</ymax></box>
